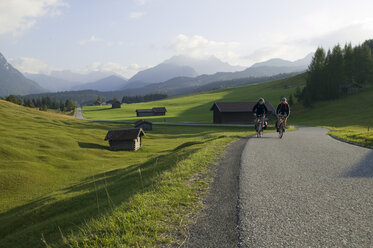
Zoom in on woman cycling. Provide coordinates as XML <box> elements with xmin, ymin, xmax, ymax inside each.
<box><xmin>276</xmin><ymin>97</ymin><xmax>290</xmax><ymax>131</ymax></box>
<box><xmin>252</xmin><ymin>98</ymin><xmax>268</xmax><ymax>131</ymax></box>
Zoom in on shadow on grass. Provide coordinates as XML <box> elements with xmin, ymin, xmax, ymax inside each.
<box><xmin>343</xmin><ymin>151</ymin><xmax>373</xmax><ymax>178</ymax></box>
<box><xmin>0</xmin><ymin>138</ymin><xmax>219</xmax><ymax>248</ymax></box>
<box><xmin>78</xmin><ymin>142</ymin><xmax>109</xmax><ymax>150</ymax></box>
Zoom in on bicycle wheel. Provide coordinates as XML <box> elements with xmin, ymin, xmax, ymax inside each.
<box><xmin>278</xmin><ymin>123</ymin><xmax>284</xmax><ymax>139</ymax></box>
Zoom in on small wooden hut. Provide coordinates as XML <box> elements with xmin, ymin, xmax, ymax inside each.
<box><xmin>105</xmin><ymin>128</ymin><xmax>145</xmax><ymax>151</ymax></box>
<box><xmin>152</xmin><ymin>107</ymin><xmax>167</xmax><ymax>116</ymax></box>
<box><xmin>210</xmin><ymin>102</ymin><xmax>276</xmax><ymax>124</ymax></box>
<box><xmin>112</xmin><ymin>100</ymin><xmax>121</xmax><ymax>109</ymax></box>
<box><xmin>134</xmin><ymin>119</ymin><xmax>152</xmax><ymax>131</ymax></box>
<box><xmin>340</xmin><ymin>83</ymin><xmax>362</xmax><ymax>95</ymax></box>
<box><xmin>136</xmin><ymin>107</ymin><xmax>167</xmax><ymax>117</ymax></box>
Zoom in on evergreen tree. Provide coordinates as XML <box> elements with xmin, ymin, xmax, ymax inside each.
<box><xmin>25</xmin><ymin>99</ymin><xmax>35</xmax><ymax>108</ymax></box>
<box><xmin>288</xmin><ymin>94</ymin><xmax>294</xmax><ymax>105</ymax></box>
<box><xmin>6</xmin><ymin>95</ymin><xmax>17</xmax><ymax>103</ymax></box>
<box><xmin>343</xmin><ymin>43</ymin><xmax>354</xmax><ymax>83</ymax></box>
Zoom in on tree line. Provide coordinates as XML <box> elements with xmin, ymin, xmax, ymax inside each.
<box><xmin>94</xmin><ymin>94</ymin><xmax>168</xmax><ymax>105</ymax></box>
<box><xmin>296</xmin><ymin>39</ymin><xmax>373</xmax><ymax>106</ymax></box>
<box><xmin>4</xmin><ymin>95</ymin><xmax>76</xmax><ymax>112</ymax></box>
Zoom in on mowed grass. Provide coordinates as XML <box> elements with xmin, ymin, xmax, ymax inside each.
<box><xmin>83</xmin><ymin>73</ymin><xmax>373</xmax><ymax>146</ymax></box>
<box><xmin>0</xmin><ymin>100</ymin><xmax>253</xmax><ymax>247</ymax></box>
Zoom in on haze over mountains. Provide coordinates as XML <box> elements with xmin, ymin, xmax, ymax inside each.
<box><xmin>1</xmin><ymin>52</ymin><xmax>313</xmax><ymax>97</ymax></box>
<box><xmin>0</xmin><ymin>53</ymin><xmax>45</xmax><ymax>96</ymax></box>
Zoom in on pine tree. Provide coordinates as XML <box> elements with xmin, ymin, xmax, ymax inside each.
<box><xmin>288</xmin><ymin>94</ymin><xmax>294</xmax><ymax>105</ymax></box>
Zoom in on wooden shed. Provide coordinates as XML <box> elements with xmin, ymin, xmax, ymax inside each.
<box><xmin>112</xmin><ymin>100</ymin><xmax>121</xmax><ymax>109</ymax></box>
<box><xmin>136</xmin><ymin>107</ymin><xmax>167</xmax><ymax>117</ymax></box>
<box><xmin>104</xmin><ymin>128</ymin><xmax>145</xmax><ymax>151</ymax></box>
<box><xmin>210</xmin><ymin>102</ymin><xmax>276</xmax><ymax>124</ymax></box>
<box><xmin>152</xmin><ymin>107</ymin><xmax>167</xmax><ymax>116</ymax></box>
<box><xmin>134</xmin><ymin>119</ymin><xmax>152</xmax><ymax>131</ymax></box>
<box><xmin>340</xmin><ymin>83</ymin><xmax>362</xmax><ymax>95</ymax></box>
<box><xmin>136</xmin><ymin>109</ymin><xmax>154</xmax><ymax>117</ymax></box>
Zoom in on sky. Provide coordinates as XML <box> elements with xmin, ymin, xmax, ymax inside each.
<box><xmin>0</xmin><ymin>0</ymin><xmax>373</xmax><ymax>78</ymax></box>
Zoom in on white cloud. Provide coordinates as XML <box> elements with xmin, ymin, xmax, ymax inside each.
<box><xmin>83</xmin><ymin>62</ymin><xmax>144</xmax><ymax>78</ymax></box>
<box><xmin>170</xmin><ymin>34</ymin><xmax>240</xmax><ymax>63</ymax></box>
<box><xmin>129</xmin><ymin>11</ymin><xmax>146</xmax><ymax>19</ymax></box>
<box><xmin>9</xmin><ymin>57</ymin><xmax>56</xmax><ymax>74</ymax></box>
<box><xmin>134</xmin><ymin>0</ymin><xmax>148</xmax><ymax>5</ymax></box>
<box><xmin>0</xmin><ymin>0</ymin><xmax>67</xmax><ymax>35</ymax></box>
<box><xmin>78</xmin><ymin>35</ymin><xmax>103</xmax><ymax>45</ymax></box>
<box><xmin>9</xmin><ymin>57</ymin><xmax>143</xmax><ymax>78</ymax></box>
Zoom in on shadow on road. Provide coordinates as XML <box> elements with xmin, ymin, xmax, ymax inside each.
<box><xmin>343</xmin><ymin>151</ymin><xmax>373</xmax><ymax>178</ymax></box>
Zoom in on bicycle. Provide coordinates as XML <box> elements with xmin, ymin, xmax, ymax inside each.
<box><xmin>277</xmin><ymin>114</ymin><xmax>287</xmax><ymax>139</ymax></box>
<box><xmin>255</xmin><ymin>114</ymin><xmax>264</xmax><ymax>138</ymax></box>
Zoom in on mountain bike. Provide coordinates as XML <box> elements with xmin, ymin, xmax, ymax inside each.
<box><xmin>277</xmin><ymin>114</ymin><xmax>287</xmax><ymax>139</ymax></box>
<box><xmin>255</xmin><ymin>114</ymin><xmax>264</xmax><ymax>138</ymax></box>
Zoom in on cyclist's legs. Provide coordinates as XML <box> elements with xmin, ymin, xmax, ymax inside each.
<box><xmin>260</xmin><ymin>115</ymin><xmax>265</xmax><ymax>127</ymax></box>
<box><xmin>277</xmin><ymin>116</ymin><xmax>281</xmax><ymax>128</ymax></box>
<box><xmin>284</xmin><ymin>117</ymin><xmax>288</xmax><ymax>128</ymax></box>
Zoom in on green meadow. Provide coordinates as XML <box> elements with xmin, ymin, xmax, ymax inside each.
<box><xmin>83</xmin><ymin>73</ymin><xmax>373</xmax><ymax>146</ymax></box>
<box><xmin>0</xmin><ymin>100</ymin><xmax>253</xmax><ymax>247</ymax></box>
<box><xmin>1</xmin><ymin>73</ymin><xmax>372</xmax><ymax>247</ymax></box>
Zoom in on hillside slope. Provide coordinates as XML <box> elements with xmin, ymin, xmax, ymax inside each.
<box><xmin>0</xmin><ymin>100</ymin><xmax>251</xmax><ymax>247</ymax></box>
<box><xmin>0</xmin><ymin>53</ymin><xmax>45</xmax><ymax>96</ymax></box>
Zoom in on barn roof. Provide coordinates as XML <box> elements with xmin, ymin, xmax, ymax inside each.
<box><xmin>210</xmin><ymin>102</ymin><xmax>276</xmax><ymax>113</ymax></box>
<box><xmin>152</xmin><ymin>107</ymin><xmax>167</xmax><ymax>113</ymax></box>
<box><xmin>105</xmin><ymin>128</ymin><xmax>145</xmax><ymax>141</ymax></box>
<box><xmin>134</xmin><ymin>119</ymin><xmax>152</xmax><ymax>126</ymax></box>
<box><xmin>136</xmin><ymin>109</ymin><xmax>153</xmax><ymax>113</ymax></box>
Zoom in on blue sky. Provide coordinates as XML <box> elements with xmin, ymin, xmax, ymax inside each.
<box><xmin>1</xmin><ymin>0</ymin><xmax>373</xmax><ymax>77</ymax></box>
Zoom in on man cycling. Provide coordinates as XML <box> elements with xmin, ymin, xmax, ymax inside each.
<box><xmin>252</xmin><ymin>98</ymin><xmax>268</xmax><ymax>131</ymax></box>
<box><xmin>276</xmin><ymin>97</ymin><xmax>290</xmax><ymax>131</ymax></box>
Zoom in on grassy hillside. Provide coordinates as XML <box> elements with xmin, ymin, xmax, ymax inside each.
<box><xmin>83</xmin><ymin>74</ymin><xmax>306</xmax><ymax>123</ymax></box>
<box><xmin>0</xmin><ymin>100</ymin><xmax>253</xmax><ymax>247</ymax></box>
<box><xmin>83</xmin><ymin>73</ymin><xmax>373</xmax><ymax>146</ymax></box>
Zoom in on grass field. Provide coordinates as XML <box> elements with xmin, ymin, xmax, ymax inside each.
<box><xmin>0</xmin><ymin>100</ymin><xmax>254</xmax><ymax>247</ymax></box>
<box><xmin>83</xmin><ymin>74</ymin><xmax>306</xmax><ymax>123</ymax></box>
<box><xmin>83</xmin><ymin>73</ymin><xmax>373</xmax><ymax>146</ymax></box>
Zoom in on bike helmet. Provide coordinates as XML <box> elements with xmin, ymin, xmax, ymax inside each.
<box><xmin>259</xmin><ymin>97</ymin><xmax>265</xmax><ymax>102</ymax></box>
<box><xmin>281</xmin><ymin>97</ymin><xmax>287</xmax><ymax>101</ymax></box>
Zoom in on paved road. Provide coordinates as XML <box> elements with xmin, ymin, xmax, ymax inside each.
<box><xmin>238</xmin><ymin>127</ymin><xmax>373</xmax><ymax>247</ymax></box>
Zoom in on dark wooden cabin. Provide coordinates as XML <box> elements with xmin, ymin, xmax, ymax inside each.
<box><xmin>210</xmin><ymin>102</ymin><xmax>276</xmax><ymax>124</ymax></box>
<box><xmin>134</xmin><ymin>119</ymin><xmax>152</xmax><ymax>131</ymax></box>
<box><xmin>136</xmin><ymin>107</ymin><xmax>167</xmax><ymax>117</ymax></box>
<box><xmin>105</xmin><ymin>128</ymin><xmax>145</xmax><ymax>151</ymax></box>
<box><xmin>136</xmin><ymin>109</ymin><xmax>154</xmax><ymax>117</ymax></box>
<box><xmin>112</xmin><ymin>100</ymin><xmax>121</xmax><ymax>109</ymax></box>
<box><xmin>340</xmin><ymin>83</ymin><xmax>362</xmax><ymax>95</ymax></box>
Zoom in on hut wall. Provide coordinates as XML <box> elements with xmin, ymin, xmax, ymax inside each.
<box><xmin>153</xmin><ymin>112</ymin><xmax>166</xmax><ymax>116</ymax></box>
<box><xmin>134</xmin><ymin>137</ymin><xmax>142</xmax><ymax>151</ymax></box>
<box><xmin>109</xmin><ymin>140</ymin><xmax>136</xmax><ymax>151</ymax></box>
<box><xmin>137</xmin><ymin>112</ymin><xmax>154</xmax><ymax>117</ymax></box>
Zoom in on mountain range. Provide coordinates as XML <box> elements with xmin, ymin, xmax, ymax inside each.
<box><xmin>0</xmin><ymin>53</ymin><xmax>45</xmax><ymax>96</ymax></box>
<box><xmin>1</xmin><ymin>52</ymin><xmax>313</xmax><ymax>97</ymax></box>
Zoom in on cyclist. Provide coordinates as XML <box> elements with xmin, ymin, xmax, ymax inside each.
<box><xmin>276</xmin><ymin>97</ymin><xmax>290</xmax><ymax>131</ymax></box>
<box><xmin>252</xmin><ymin>98</ymin><xmax>268</xmax><ymax>131</ymax></box>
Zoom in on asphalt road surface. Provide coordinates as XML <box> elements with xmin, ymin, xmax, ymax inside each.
<box><xmin>238</xmin><ymin>127</ymin><xmax>373</xmax><ymax>247</ymax></box>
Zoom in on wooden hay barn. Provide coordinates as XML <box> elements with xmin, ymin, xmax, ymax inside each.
<box><xmin>340</xmin><ymin>83</ymin><xmax>362</xmax><ymax>95</ymax></box>
<box><xmin>136</xmin><ymin>107</ymin><xmax>167</xmax><ymax>117</ymax></box>
<box><xmin>210</xmin><ymin>102</ymin><xmax>276</xmax><ymax>124</ymax></box>
<box><xmin>134</xmin><ymin>119</ymin><xmax>152</xmax><ymax>131</ymax></box>
<box><xmin>112</xmin><ymin>100</ymin><xmax>121</xmax><ymax>109</ymax></box>
<box><xmin>105</xmin><ymin>128</ymin><xmax>145</xmax><ymax>151</ymax></box>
